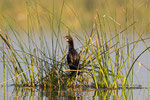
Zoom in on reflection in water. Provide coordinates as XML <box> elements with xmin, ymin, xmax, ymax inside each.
<box><xmin>7</xmin><ymin>87</ymin><xmax>120</xmax><ymax>100</ymax></box>
<box><xmin>2</xmin><ymin>86</ymin><xmax>149</xmax><ymax>100</ymax></box>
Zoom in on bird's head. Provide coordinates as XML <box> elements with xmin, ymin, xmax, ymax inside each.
<box><xmin>64</xmin><ymin>36</ymin><xmax>73</xmax><ymax>42</ymax></box>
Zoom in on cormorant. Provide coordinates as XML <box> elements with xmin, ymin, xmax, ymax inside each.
<box><xmin>64</xmin><ymin>36</ymin><xmax>80</xmax><ymax>77</ymax></box>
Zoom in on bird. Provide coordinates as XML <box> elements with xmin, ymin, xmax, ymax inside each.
<box><xmin>64</xmin><ymin>36</ymin><xmax>80</xmax><ymax>77</ymax></box>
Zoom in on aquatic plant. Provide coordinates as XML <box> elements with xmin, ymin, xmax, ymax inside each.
<box><xmin>0</xmin><ymin>0</ymin><xmax>150</xmax><ymax>90</ymax></box>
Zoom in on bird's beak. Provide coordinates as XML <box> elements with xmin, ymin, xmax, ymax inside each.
<box><xmin>64</xmin><ymin>36</ymin><xmax>68</xmax><ymax>41</ymax></box>
<box><xmin>63</xmin><ymin>36</ymin><xmax>66</xmax><ymax>39</ymax></box>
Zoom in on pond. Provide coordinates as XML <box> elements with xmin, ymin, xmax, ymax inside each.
<box><xmin>0</xmin><ymin>33</ymin><xmax>150</xmax><ymax>100</ymax></box>
<box><xmin>0</xmin><ymin>0</ymin><xmax>150</xmax><ymax>99</ymax></box>
<box><xmin>0</xmin><ymin>85</ymin><xmax>149</xmax><ymax>99</ymax></box>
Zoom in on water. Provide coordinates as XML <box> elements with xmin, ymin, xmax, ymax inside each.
<box><xmin>0</xmin><ymin>85</ymin><xmax>149</xmax><ymax>100</ymax></box>
<box><xmin>0</xmin><ymin>0</ymin><xmax>150</xmax><ymax>99</ymax></box>
<box><xmin>0</xmin><ymin>33</ymin><xmax>150</xmax><ymax>100</ymax></box>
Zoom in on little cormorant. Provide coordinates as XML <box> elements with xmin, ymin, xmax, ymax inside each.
<box><xmin>64</xmin><ymin>36</ymin><xmax>80</xmax><ymax>76</ymax></box>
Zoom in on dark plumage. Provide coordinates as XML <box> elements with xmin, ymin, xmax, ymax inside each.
<box><xmin>64</xmin><ymin>36</ymin><xmax>80</xmax><ymax>76</ymax></box>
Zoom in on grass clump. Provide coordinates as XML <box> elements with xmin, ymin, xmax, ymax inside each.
<box><xmin>0</xmin><ymin>0</ymin><xmax>150</xmax><ymax>90</ymax></box>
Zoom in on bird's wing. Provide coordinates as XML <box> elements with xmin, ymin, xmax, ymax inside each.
<box><xmin>71</xmin><ymin>50</ymin><xmax>80</xmax><ymax>66</ymax></box>
<box><xmin>67</xmin><ymin>53</ymin><xmax>73</xmax><ymax>65</ymax></box>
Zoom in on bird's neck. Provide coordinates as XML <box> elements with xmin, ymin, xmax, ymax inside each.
<box><xmin>68</xmin><ymin>40</ymin><xmax>74</xmax><ymax>50</ymax></box>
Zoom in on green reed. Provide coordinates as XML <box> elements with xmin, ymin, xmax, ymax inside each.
<box><xmin>0</xmin><ymin>0</ymin><xmax>150</xmax><ymax>90</ymax></box>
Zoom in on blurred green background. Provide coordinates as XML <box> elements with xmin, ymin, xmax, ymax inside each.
<box><xmin>0</xmin><ymin>0</ymin><xmax>150</xmax><ymax>33</ymax></box>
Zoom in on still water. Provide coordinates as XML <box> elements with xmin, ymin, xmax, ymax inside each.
<box><xmin>0</xmin><ymin>33</ymin><xmax>150</xmax><ymax>100</ymax></box>
<box><xmin>0</xmin><ymin>85</ymin><xmax>149</xmax><ymax>100</ymax></box>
